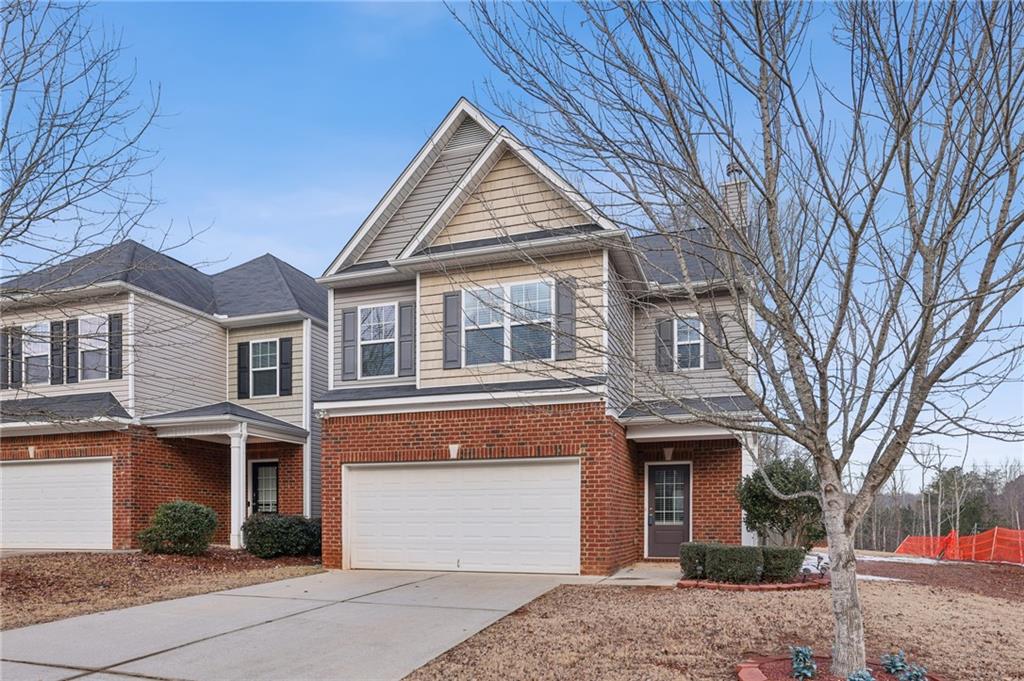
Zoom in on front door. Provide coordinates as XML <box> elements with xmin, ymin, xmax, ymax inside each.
<box><xmin>251</xmin><ymin>462</ymin><xmax>279</xmax><ymax>514</ymax></box>
<box><xmin>647</xmin><ymin>464</ymin><xmax>691</xmax><ymax>557</ymax></box>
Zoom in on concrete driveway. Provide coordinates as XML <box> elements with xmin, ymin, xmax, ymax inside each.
<box><xmin>0</xmin><ymin>570</ymin><xmax>599</xmax><ymax>681</ymax></box>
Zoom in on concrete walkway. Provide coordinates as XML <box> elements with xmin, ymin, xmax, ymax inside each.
<box><xmin>0</xmin><ymin>570</ymin><xmax>604</xmax><ymax>681</ymax></box>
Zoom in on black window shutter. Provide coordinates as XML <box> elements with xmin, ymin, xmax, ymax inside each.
<box><xmin>655</xmin><ymin>318</ymin><xmax>674</xmax><ymax>372</ymax></box>
<box><xmin>442</xmin><ymin>292</ymin><xmax>462</xmax><ymax>369</ymax></box>
<box><xmin>237</xmin><ymin>341</ymin><xmax>250</xmax><ymax>399</ymax></box>
<box><xmin>279</xmin><ymin>337</ymin><xmax>293</xmax><ymax>396</ymax></box>
<box><xmin>341</xmin><ymin>307</ymin><xmax>358</xmax><ymax>381</ymax></box>
<box><xmin>704</xmin><ymin>313</ymin><xmax>724</xmax><ymax>370</ymax></box>
<box><xmin>50</xmin><ymin>321</ymin><xmax>65</xmax><ymax>385</ymax></box>
<box><xmin>555</xmin><ymin>278</ymin><xmax>577</xmax><ymax>360</ymax></box>
<box><xmin>108</xmin><ymin>313</ymin><xmax>123</xmax><ymax>379</ymax></box>
<box><xmin>397</xmin><ymin>301</ymin><xmax>416</xmax><ymax>377</ymax></box>
<box><xmin>65</xmin><ymin>319</ymin><xmax>79</xmax><ymax>384</ymax></box>
<box><xmin>1</xmin><ymin>327</ymin><xmax>9</xmax><ymax>389</ymax></box>
<box><xmin>9</xmin><ymin>326</ymin><xmax>22</xmax><ymax>387</ymax></box>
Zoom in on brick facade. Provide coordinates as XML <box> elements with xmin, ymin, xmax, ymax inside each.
<box><xmin>320</xmin><ymin>401</ymin><xmax>743</xmax><ymax>575</ymax></box>
<box><xmin>0</xmin><ymin>428</ymin><xmax>305</xmax><ymax>547</ymax></box>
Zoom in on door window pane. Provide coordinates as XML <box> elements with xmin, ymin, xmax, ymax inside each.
<box><xmin>255</xmin><ymin>465</ymin><xmax>278</xmax><ymax>513</ymax></box>
<box><xmin>653</xmin><ymin>468</ymin><xmax>687</xmax><ymax>524</ymax></box>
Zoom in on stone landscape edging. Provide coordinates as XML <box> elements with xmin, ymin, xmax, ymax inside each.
<box><xmin>677</xmin><ymin>578</ymin><xmax>828</xmax><ymax>591</ymax></box>
<box><xmin>735</xmin><ymin>654</ymin><xmax>946</xmax><ymax>681</ymax></box>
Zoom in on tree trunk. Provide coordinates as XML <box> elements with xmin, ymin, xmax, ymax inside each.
<box><xmin>823</xmin><ymin>496</ymin><xmax>866</xmax><ymax>675</ymax></box>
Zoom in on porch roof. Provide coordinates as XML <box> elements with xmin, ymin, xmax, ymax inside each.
<box><xmin>0</xmin><ymin>392</ymin><xmax>132</xmax><ymax>435</ymax></box>
<box><xmin>142</xmin><ymin>401</ymin><xmax>307</xmax><ymax>443</ymax></box>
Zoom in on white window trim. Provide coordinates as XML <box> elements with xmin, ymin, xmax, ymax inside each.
<box><xmin>77</xmin><ymin>315</ymin><xmax>109</xmax><ymax>383</ymax></box>
<box><xmin>249</xmin><ymin>338</ymin><xmax>280</xmax><ymax>399</ymax></box>
<box><xmin>462</xmin><ymin>279</ymin><xmax>555</xmax><ymax>367</ymax></box>
<box><xmin>673</xmin><ymin>315</ymin><xmax>703</xmax><ymax>371</ymax></box>
<box><xmin>22</xmin><ymin>322</ymin><xmax>50</xmax><ymax>385</ymax></box>
<box><xmin>356</xmin><ymin>302</ymin><xmax>398</xmax><ymax>380</ymax></box>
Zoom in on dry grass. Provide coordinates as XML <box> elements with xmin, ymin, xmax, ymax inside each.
<box><xmin>0</xmin><ymin>549</ymin><xmax>322</xmax><ymax>630</ymax></box>
<box><xmin>409</xmin><ymin>581</ymin><xmax>1024</xmax><ymax>681</ymax></box>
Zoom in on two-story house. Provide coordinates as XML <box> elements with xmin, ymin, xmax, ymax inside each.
<box><xmin>314</xmin><ymin>99</ymin><xmax>755</xmax><ymax>576</ymax></box>
<box><xmin>0</xmin><ymin>242</ymin><xmax>328</xmax><ymax>551</ymax></box>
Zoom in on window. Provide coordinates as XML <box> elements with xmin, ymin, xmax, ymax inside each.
<box><xmin>676</xmin><ymin>317</ymin><xmax>703</xmax><ymax>369</ymax></box>
<box><xmin>464</xmin><ymin>287</ymin><xmax>504</xmax><ymax>366</ymax></box>
<box><xmin>78</xmin><ymin>316</ymin><xmax>108</xmax><ymax>381</ymax></box>
<box><xmin>359</xmin><ymin>304</ymin><xmax>396</xmax><ymax>377</ymax></box>
<box><xmin>463</xmin><ymin>281</ymin><xmax>554</xmax><ymax>366</ymax></box>
<box><xmin>23</xmin><ymin>322</ymin><xmax>49</xmax><ymax>384</ymax></box>
<box><xmin>250</xmin><ymin>340</ymin><xmax>278</xmax><ymax>396</ymax></box>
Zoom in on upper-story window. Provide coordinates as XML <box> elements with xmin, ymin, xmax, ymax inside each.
<box><xmin>359</xmin><ymin>304</ymin><xmax>396</xmax><ymax>377</ymax></box>
<box><xmin>675</xmin><ymin>317</ymin><xmax>703</xmax><ymax>370</ymax></box>
<box><xmin>23</xmin><ymin>322</ymin><xmax>49</xmax><ymax>384</ymax></box>
<box><xmin>463</xmin><ymin>281</ymin><xmax>554</xmax><ymax>366</ymax></box>
<box><xmin>79</xmin><ymin>316</ymin><xmax>108</xmax><ymax>381</ymax></box>
<box><xmin>250</xmin><ymin>339</ymin><xmax>279</xmax><ymax>397</ymax></box>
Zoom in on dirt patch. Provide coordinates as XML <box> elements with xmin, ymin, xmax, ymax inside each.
<box><xmin>856</xmin><ymin>558</ymin><xmax>1024</xmax><ymax>602</ymax></box>
<box><xmin>0</xmin><ymin>548</ymin><xmax>322</xmax><ymax>630</ymax></box>
<box><xmin>408</xmin><ymin>581</ymin><xmax>1023</xmax><ymax>681</ymax></box>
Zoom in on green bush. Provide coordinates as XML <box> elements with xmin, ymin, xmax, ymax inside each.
<box><xmin>679</xmin><ymin>542</ymin><xmax>715</xmax><ymax>579</ymax></box>
<box><xmin>761</xmin><ymin>546</ymin><xmax>806</xmax><ymax>582</ymax></box>
<box><xmin>137</xmin><ymin>501</ymin><xmax>217</xmax><ymax>556</ymax></box>
<box><xmin>704</xmin><ymin>545</ymin><xmax>763</xmax><ymax>583</ymax></box>
<box><xmin>243</xmin><ymin>514</ymin><xmax>320</xmax><ymax>559</ymax></box>
<box><xmin>736</xmin><ymin>456</ymin><xmax>825</xmax><ymax>550</ymax></box>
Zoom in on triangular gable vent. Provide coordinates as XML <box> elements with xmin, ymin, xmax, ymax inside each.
<box><xmin>444</xmin><ymin>118</ymin><xmax>491</xmax><ymax>152</ymax></box>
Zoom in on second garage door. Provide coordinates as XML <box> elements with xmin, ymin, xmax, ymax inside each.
<box><xmin>0</xmin><ymin>457</ymin><xmax>114</xmax><ymax>549</ymax></box>
<box><xmin>344</xmin><ymin>458</ymin><xmax>580</xmax><ymax>574</ymax></box>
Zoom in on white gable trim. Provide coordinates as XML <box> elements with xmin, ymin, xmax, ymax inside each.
<box><xmin>322</xmin><ymin>99</ymin><xmax>499</xmax><ymax>277</ymax></box>
<box><xmin>396</xmin><ymin>129</ymin><xmax>617</xmax><ymax>261</ymax></box>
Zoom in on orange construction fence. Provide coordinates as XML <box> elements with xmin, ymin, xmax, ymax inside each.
<box><xmin>894</xmin><ymin>527</ymin><xmax>1024</xmax><ymax>564</ymax></box>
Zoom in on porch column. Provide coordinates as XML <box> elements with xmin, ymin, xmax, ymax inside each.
<box><xmin>229</xmin><ymin>423</ymin><xmax>248</xmax><ymax>549</ymax></box>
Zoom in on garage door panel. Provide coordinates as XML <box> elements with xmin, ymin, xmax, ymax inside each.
<box><xmin>1</xmin><ymin>458</ymin><xmax>113</xmax><ymax>549</ymax></box>
<box><xmin>345</xmin><ymin>459</ymin><xmax>580</xmax><ymax>574</ymax></box>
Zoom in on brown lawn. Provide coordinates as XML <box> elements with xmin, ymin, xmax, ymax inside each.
<box><xmin>0</xmin><ymin>548</ymin><xmax>322</xmax><ymax>630</ymax></box>
<box><xmin>409</xmin><ymin>564</ymin><xmax>1024</xmax><ymax>681</ymax></box>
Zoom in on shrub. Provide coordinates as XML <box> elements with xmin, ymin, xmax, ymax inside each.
<box><xmin>847</xmin><ymin>670</ymin><xmax>875</xmax><ymax>681</ymax></box>
<box><xmin>736</xmin><ymin>456</ymin><xmax>825</xmax><ymax>550</ymax></box>
<box><xmin>704</xmin><ymin>545</ymin><xmax>763</xmax><ymax>583</ymax></box>
<box><xmin>899</xmin><ymin>665</ymin><xmax>928</xmax><ymax>681</ymax></box>
<box><xmin>762</xmin><ymin>546</ymin><xmax>806</xmax><ymax>582</ymax></box>
<box><xmin>243</xmin><ymin>514</ymin><xmax>320</xmax><ymax>559</ymax></box>
<box><xmin>679</xmin><ymin>542</ymin><xmax>714</xmax><ymax>579</ymax></box>
<box><xmin>789</xmin><ymin>646</ymin><xmax>817</xmax><ymax>680</ymax></box>
<box><xmin>881</xmin><ymin>651</ymin><xmax>909</xmax><ymax>675</ymax></box>
<box><xmin>137</xmin><ymin>501</ymin><xmax>217</xmax><ymax>556</ymax></box>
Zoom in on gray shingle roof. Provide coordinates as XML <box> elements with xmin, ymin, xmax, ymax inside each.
<box><xmin>1</xmin><ymin>392</ymin><xmax>130</xmax><ymax>424</ymax></box>
<box><xmin>2</xmin><ymin>240</ymin><xmax>327</xmax><ymax>322</ymax></box>
<box><xmin>318</xmin><ymin>376</ymin><xmax>606</xmax><ymax>403</ymax></box>
<box><xmin>635</xmin><ymin>230</ymin><xmax>728</xmax><ymax>285</ymax></box>
<box><xmin>143</xmin><ymin>401</ymin><xmax>307</xmax><ymax>436</ymax></box>
<box><xmin>619</xmin><ymin>395</ymin><xmax>755</xmax><ymax>419</ymax></box>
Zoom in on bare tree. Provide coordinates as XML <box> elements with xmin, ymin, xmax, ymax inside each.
<box><xmin>1</xmin><ymin>0</ymin><xmax>159</xmax><ymax>285</ymax></box>
<box><xmin>453</xmin><ymin>2</ymin><xmax>1024</xmax><ymax>674</ymax></box>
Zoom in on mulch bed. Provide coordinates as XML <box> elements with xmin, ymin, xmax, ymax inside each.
<box><xmin>856</xmin><ymin>558</ymin><xmax>1024</xmax><ymax>602</ymax></box>
<box><xmin>741</xmin><ymin>656</ymin><xmax>942</xmax><ymax>681</ymax></box>
<box><xmin>1</xmin><ymin>548</ymin><xmax>322</xmax><ymax>630</ymax></box>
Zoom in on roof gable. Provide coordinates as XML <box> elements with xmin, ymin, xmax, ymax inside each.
<box><xmin>321</xmin><ymin>99</ymin><xmax>499</xmax><ymax>277</ymax></box>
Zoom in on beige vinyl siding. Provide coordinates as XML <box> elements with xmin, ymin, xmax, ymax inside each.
<box><xmin>419</xmin><ymin>252</ymin><xmax>606</xmax><ymax>388</ymax></box>
<box><xmin>0</xmin><ymin>294</ymin><xmax>131</xmax><ymax>409</ymax></box>
<box><xmin>357</xmin><ymin>145</ymin><xmax>485</xmax><ymax>263</ymax></box>
<box><xmin>227</xmin><ymin>322</ymin><xmax>304</xmax><ymax>427</ymax></box>
<box><xmin>331</xmin><ymin>282</ymin><xmax>417</xmax><ymax>387</ymax></box>
<box><xmin>309</xmin><ymin>323</ymin><xmax>328</xmax><ymax>517</ymax></box>
<box><xmin>430</xmin><ymin>151</ymin><xmax>590</xmax><ymax>248</ymax></box>
<box><xmin>633</xmin><ymin>297</ymin><xmax>749</xmax><ymax>401</ymax></box>
<box><xmin>133</xmin><ymin>296</ymin><xmax>225</xmax><ymax>416</ymax></box>
<box><xmin>605</xmin><ymin>259</ymin><xmax>634</xmax><ymax>414</ymax></box>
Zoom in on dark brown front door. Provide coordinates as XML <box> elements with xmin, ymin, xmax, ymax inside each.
<box><xmin>647</xmin><ymin>464</ymin><xmax>691</xmax><ymax>557</ymax></box>
<box><xmin>252</xmin><ymin>462</ymin><xmax>279</xmax><ymax>513</ymax></box>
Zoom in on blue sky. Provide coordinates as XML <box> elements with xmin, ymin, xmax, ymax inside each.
<box><xmin>91</xmin><ymin>2</ymin><xmax>499</xmax><ymax>276</ymax></box>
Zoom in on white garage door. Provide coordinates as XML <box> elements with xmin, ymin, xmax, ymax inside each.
<box><xmin>345</xmin><ymin>458</ymin><xmax>580</xmax><ymax>574</ymax></box>
<box><xmin>0</xmin><ymin>458</ymin><xmax>113</xmax><ymax>549</ymax></box>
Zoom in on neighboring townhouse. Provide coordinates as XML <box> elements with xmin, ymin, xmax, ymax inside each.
<box><xmin>314</xmin><ymin>99</ymin><xmax>756</xmax><ymax>576</ymax></box>
<box><xmin>0</xmin><ymin>241</ymin><xmax>328</xmax><ymax>550</ymax></box>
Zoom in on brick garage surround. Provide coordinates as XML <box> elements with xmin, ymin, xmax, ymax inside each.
<box><xmin>0</xmin><ymin>428</ymin><xmax>306</xmax><ymax>547</ymax></box>
<box><xmin>320</xmin><ymin>401</ymin><xmax>637</xmax><ymax>575</ymax></box>
<box><xmin>633</xmin><ymin>439</ymin><xmax>743</xmax><ymax>547</ymax></box>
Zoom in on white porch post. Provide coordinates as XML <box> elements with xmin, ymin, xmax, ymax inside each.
<box><xmin>229</xmin><ymin>423</ymin><xmax>248</xmax><ymax>549</ymax></box>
